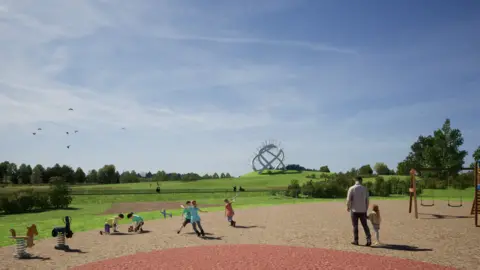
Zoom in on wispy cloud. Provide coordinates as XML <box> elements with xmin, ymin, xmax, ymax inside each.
<box><xmin>150</xmin><ymin>34</ymin><xmax>358</xmax><ymax>54</ymax></box>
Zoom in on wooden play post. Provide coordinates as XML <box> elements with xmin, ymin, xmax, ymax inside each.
<box><xmin>408</xmin><ymin>168</ymin><xmax>418</xmax><ymax>219</ymax></box>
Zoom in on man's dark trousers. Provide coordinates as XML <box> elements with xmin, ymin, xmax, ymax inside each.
<box><xmin>351</xmin><ymin>212</ymin><xmax>371</xmax><ymax>242</ymax></box>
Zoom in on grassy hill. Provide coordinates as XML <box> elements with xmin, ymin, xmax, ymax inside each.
<box><xmin>1</xmin><ymin>171</ymin><xmax>414</xmax><ymax>194</ymax></box>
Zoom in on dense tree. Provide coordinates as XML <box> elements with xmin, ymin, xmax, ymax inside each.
<box><xmin>373</xmin><ymin>162</ymin><xmax>390</xmax><ymax>175</ymax></box>
<box><xmin>398</xmin><ymin>119</ymin><xmax>468</xmax><ymax>176</ymax></box>
<box><xmin>86</xmin><ymin>169</ymin><xmax>98</xmax><ymax>183</ymax></box>
<box><xmin>319</xmin><ymin>166</ymin><xmax>330</xmax><ymax>173</ymax></box>
<box><xmin>98</xmin><ymin>165</ymin><xmax>117</xmax><ymax>184</ymax></box>
<box><xmin>212</xmin><ymin>173</ymin><xmax>219</xmax><ymax>179</ymax></box>
<box><xmin>17</xmin><ymin>163</ymin><xmax>32</xmax><ymax>184</ymax></box>
<box><xmin>119</xmin><ymin>171</ymin><xmax>139</xmax><ymax>183</ymax></box>
<box><xmin>473</xmin><ymin>146</ymin><xmax>480</xmax><ymax>162</ymax></box>
<box><xmin>358</xmin><ymin>164</ymin><xmax>373</xmax><ymax>175</ymax></box>
<box><xmin>31</xmin><ymin>164</ymin><xmax>45</xmax><ymax>184</ymax></box>
<box><xmin>73</xmin><ymin>167</ymin><xmax>86</xmax><ymax>184</ymax></box>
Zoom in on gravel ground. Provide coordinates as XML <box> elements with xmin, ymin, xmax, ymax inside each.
<box><xmin>1</xmin><ymin>200</ymin><xmax>478</xmax><ymax>270</ymax></box>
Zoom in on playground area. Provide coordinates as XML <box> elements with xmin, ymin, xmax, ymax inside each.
<box><xmin>0</xmin><ymin>200</ymin><xmax>478</xmax><ymax>269</ymax></box>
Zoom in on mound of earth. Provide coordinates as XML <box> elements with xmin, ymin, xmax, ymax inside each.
<box><xmin>102</xmin><ymin>202</ymin><xmax>224</xmax><ymax>215</ymax></box>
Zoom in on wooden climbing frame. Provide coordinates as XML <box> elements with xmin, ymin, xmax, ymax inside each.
<box><xmin>470</xmin><ymin>161</ymin><xmax>480</xmax><ymax>227</ymax></box>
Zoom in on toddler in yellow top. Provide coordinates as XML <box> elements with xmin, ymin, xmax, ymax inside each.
<box><xmin>368</xmin><ymin>205</ymin><xmax>381</xmax><ymax>245</ymax></box>
<box><xmin>100</xmin><ymin>213</ymin><xmax>124</xmax><ymax>235</ymax></box>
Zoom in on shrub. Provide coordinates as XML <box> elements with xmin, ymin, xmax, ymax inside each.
<box><xmin>49</xmin><ymin>177</ymin><xmax>72</xmax><ymax>209</ymax></box>
<box><xmin>286</xmin><ymin>179</ymin><xmax>301</xmax><ymax>197</ymax></box>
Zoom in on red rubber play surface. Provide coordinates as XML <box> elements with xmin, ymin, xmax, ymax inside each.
<box><xmin>73</xmin><ymin>244</ymin><xmax>454</xmax><ymax>270</ymax></box>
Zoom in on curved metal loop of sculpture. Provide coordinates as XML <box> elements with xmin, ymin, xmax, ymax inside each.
<box><xmin>251</xmin><ymin>142</ymin><xmax>285</xmax><ymax>174</ymax></box>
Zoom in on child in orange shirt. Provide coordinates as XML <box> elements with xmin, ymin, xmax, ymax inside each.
<box><xmin>224</xmin><ymin>199</ymin><xmax>236</xmax><ymax>227</ymax></box>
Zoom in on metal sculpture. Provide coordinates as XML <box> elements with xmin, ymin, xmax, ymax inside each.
<box><xmin>52</xmin><ymin>216</ymin><xmax>73</xmax><ymax>250</ymax></box>
<box><xmin>251</xmin><ymin>140</ymin><xmax>286</xmax><ymax>174</ymax></box>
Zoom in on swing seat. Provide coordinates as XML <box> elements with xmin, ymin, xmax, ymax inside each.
<box><xmin>448</xmin><ymin>197</ymin><xmax>463</xmax><ymax>207</ymax></box>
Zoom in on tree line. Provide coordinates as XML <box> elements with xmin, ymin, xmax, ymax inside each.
<box><xmin>0</xmin><ymin>162</ymin><xmax>233</xmax><ymax>186</ymax></box>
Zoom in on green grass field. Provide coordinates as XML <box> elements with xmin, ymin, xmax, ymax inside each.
<box><xmin>0</xmin><ymin>171</ymin><xmax>474</xmax><ymax>247</ymax></box>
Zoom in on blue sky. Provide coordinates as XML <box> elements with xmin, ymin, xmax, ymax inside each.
<box><xmin>0</xmin><ymin>0</ymin><xmax>478</xmax><ymax>176</ymax></box>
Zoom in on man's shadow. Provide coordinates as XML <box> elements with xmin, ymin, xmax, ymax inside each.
<box><xmin>371</xmin><ymin>244</ymin><xmax>432</xmax><ymax>251</ymax></box>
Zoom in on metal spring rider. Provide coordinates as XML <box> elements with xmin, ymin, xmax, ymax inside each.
<box><xmin>51</xmin><ymin>216</ymin><xmax>73</xmax><ymax>250</ymax></box>
<box><xmin>9</xmin><ymin>224</ymin><xmax>38</xmax><ymax>259</ymax></box>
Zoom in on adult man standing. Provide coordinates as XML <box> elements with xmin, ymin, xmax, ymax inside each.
<box><xmin>346</xmin><ymin>176</ymin><xmax>372</xmax><ymax>246</ymax></box>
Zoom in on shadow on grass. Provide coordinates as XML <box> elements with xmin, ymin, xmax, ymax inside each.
<box><xmin>371</xmin><ymin>244</ymin><xmax>432</xmax><ymax>251</ymax></box>
<box><xmin>419</xmin><ymin>213</ymin><xmax>473</xmax><ymax>219</ymax></box>
<box><xmin>0</xmin><ymin>207</ymin><xmax>82</xmax><ymax>216</ymax></box>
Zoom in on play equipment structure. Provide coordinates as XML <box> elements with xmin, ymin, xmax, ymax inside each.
<box><xmin>9</xmin><ymin>224</ymin><xmax>38</xmax><ymax>259</ymax></box>
<box><xmin>409</xmin><ymin>161</ymin><xmax>480</xmax><ymax>227</ymax></box>
<box><xmin>52</xmin><ymin>216</ymin><xmax>74</xmax><ymax>250</ymax></box>
<box><xmin>471</xmin><ymin>161</ymin><xmax>480</xmax><ymax>227</ymax></box>
<box><xmin>160</xmin><ymin>209</ymin><xmax>172</xmax><ymax>219</ymax></box>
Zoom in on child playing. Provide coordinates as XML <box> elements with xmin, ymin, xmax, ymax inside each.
<box><xmin>368</xmin><ymin>204</ymin><xmax>381</xmax><ymax>245</ymax></box>
<box><xmin>100</xmin><ymin>213</ymin><xmax>124</xmax><ymax>235</ymax></box>
<box><xmin>181</xmin><ymin>200</ymin><xmax>207</xmax><ymax>237</ymax></box>
<box><xmin>224</xmin><ymin>199</ymin><xmax>236</xmax><ymax>227</ymax></box>
<box><xmin>127</xmin><ymin>212</ymin><xmax>144</xmax><ymax>233</ymax></box>
<box><xmin>177</xmin><ymin>201</ymin><xmax>192</xmax><ymax>234</ymax></box>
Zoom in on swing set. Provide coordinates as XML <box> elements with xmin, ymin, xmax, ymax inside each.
<box><xmin>408</xmin><ymin>162</ymin><xmax>480</xmax><ymax>227</ymax></box>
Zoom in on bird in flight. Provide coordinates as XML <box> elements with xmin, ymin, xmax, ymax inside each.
<box><xmin>66</xmin><ymin>131</ymin><xmax>69</xmax><ymax>135</ymax></box>
<box><xmin>68</xmin><ymin>108</ymin><xmax>74</xmax><ymax>111</ymax></box>
<box><xmin>121</xmin><ymin>127</ymin><xmax>126</xmax><ymax>130</ymax></box>
<box><xmin>37</xmin><ymin>128</ymin><xmax>42</xmax><ymax>131</ymax></box>
<box><xmin>74</xmin><ymin>130</ymin><xmax>78</xmax><ymax>133</ymax></box>
<box><xmin>32</xmin><ymin>132</ymin><xmax>36</xmax><ymax>135</ymax></box>
<box><xmin>66</xmin><ymin>145</ymin><xmax>71</xmax><ymax>149</ymax></box>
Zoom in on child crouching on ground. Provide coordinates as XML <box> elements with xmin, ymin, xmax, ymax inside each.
<box><xmin>368</xmin><ymin>204</ymin><xmax>381</xmax><ymax>245</ymax></box>
<box><xmin>177</xmin><ymin>201</ymin><xmax>192</xmax><ymax>234</ymax></box>
<box><xmin>127</xmin><ymin>212</ymin><xmax>144</xmax><ymax>233</ymax></box>
<box><xmin>224</xmin><ymin>199</ymin><xmax>236</xmax><ymax>227</ymax></box>
<box><xmin>100</xmin><ymin>213</ymin><xmax>124</xmax><ymax>235</ymax></box>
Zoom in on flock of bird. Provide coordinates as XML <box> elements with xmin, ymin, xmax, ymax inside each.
<box><xmin>31</xmin><ymin>108</ymin><xmax>126</xmax><ymax>149</ymax></box>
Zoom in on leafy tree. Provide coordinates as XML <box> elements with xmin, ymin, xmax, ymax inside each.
<box><xmin>49</xmin><ymin>177</ymin><xmax>72</xmax><ymax>208</ymax></box>
<box><xmin>225</xmin><ymin>173</ymin><xmax>232</xmax><ymax>178</ymax></box>
<box><xmin>86</xmin><ymin>169</ymin><xmax>98</xmax><ymax>183</ymax></box>
<box><xmin>98</xmin><ymin>165</ymin><xmax>117</xmax><ymax>184</ymax></box>
<box><xmin>212</xmin><ymin>173</ymin><xmax>219</xmax><ymax>179</ymax></box>
<box><xmin>31</xmin><ymin>164</ymin><xmax>45</xmax><ymax>184</ymax></box>
<box><xmin>17</xmin><ymin>163</ymin><xmax>32</xmax><ymax>184</ymax></box>
<box><xmin>319</xmin><ymin>166</ymin><xmax>330</xmax><ymax>173</ymax></box>
<box><xmin>358</xmin><ymin>164</ymin><xmax>373</xmax><ymax>175</ymax></box>
<box><xmin>399</xmin><ymin>119</ymin><xmax>467</xmax><ymax>176</ymax></box>
<box><xmin>473</xmin><ymin>146</ymin><xmax>480</xmax><ymax>161</ymax></box>
<box><xmin>6</xmin><ymin>162</ymin><xmax>18</xmax><ymax>184</ymax></box>
<box><xmin>73</xmin><ymin>167</ymin><xmax>86</xmax><ymax>184</ymax></box>
<box><xmin>119</xmin><ymin>171</ymin><xmax>139</xmax><ymax>183</ymax></box>
<box><xmin>145</xmin><ymin>171</ymin><xmax>153</xmax><ymax>178</ymax></box>
<box><xmin>220</xmin><ymin>173</ymin><xmax>226</xmax><ymax>178</ymax></box>
<box><xmin>373</xmin><ymin>162</ymin><xmax>390</xmax><ymax>175</ymax></box>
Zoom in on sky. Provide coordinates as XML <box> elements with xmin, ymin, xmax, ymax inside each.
<box><xmin>0</xmin><ymin>0</ymin><xmax>479</xmax><ymax>176</ymax></box>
